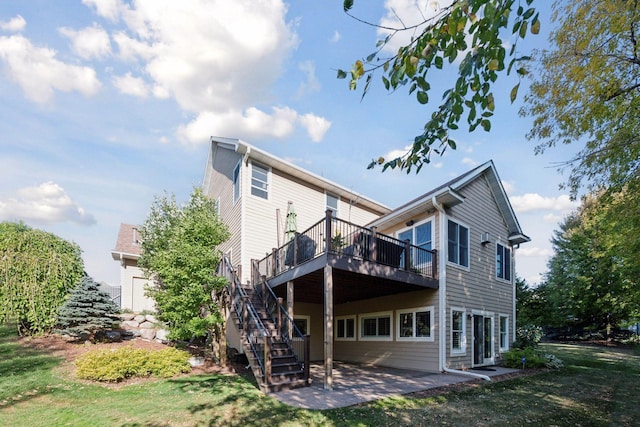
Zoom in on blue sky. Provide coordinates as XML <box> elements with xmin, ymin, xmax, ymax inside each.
<box><xmin>0</xmin><ymin>0</ymin><xmax>581</xmax><ymax>286</ymax></box>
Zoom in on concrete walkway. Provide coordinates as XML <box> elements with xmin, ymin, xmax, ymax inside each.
<box><xmin>271</xmin><ymin>362</ymin><xmax>518</xmax><ymax>409</ymax></box>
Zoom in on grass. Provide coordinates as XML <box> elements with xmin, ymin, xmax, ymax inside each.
<box><xmin>1</xmin><ymin>323</ymin><xmax>638</xmax><ymax>426</ymax></box>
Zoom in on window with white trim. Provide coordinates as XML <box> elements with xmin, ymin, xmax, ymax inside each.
<box><xmin>451</xmin><ymin>308</ymin><xmax>466</xmax><ymax>354</ymax></box>
<box><xmin>250</xmin><ymin>162</ymin><xmax>269</xmax><ymax>199</ymax></box>
<box><xmin>496</xmin><ymin>243</ymin><xmax>511</xmax><ymax>281</ymax></box>
<box><xmin>232</xmin><ymin>162</ymin><xmax>240</xmax><ymax>203</ymax></box>
<box><xmin>326</xmin><ymin>193</ymin><xmax>339</xmax><ymax>217</ymax></box>
<box><xmin>447</xmin><ymin>219</ymin><xmax>469</xmax><ymax>267</ymax></box>
<box><xmin>360</xmin><ymin>311</ymin><xmax>392</xmax><ymax>341</ymax></box>
<box><xmin>499</xmin><ymin>315</ymin><xmax>509</xmax><ymax>352</ymax></box>
<box><xmin>397</xmin><ymin>307</ymin><xmax>434</xmax><ymax>341</ymax></box>
<box><xmin>398</xmin><ymin>219</ymin><xmax>433</xmax><ymax>269</ymax></box>
<box><xmin>335</xmin><ymin>315</ymin><xmax>356</xmax><ymax>341</ymax></box>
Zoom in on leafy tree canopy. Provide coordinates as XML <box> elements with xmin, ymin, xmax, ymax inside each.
<box><xmin>340</xmin><ymin>0</ymin><xmax>539</xmax><ymax>173</ymax></box>
<box><xmin>138</xmin><ymin>188</ymin><xmax>230</xmax><ymax>360</ymax></box>
<box><xmin>0</xmin><ymin>222</ymin><xmax>84</xmax><ymax>335</ymax></box>
<box><xmin>523</xmin><ymin>0</ymin><xmax>640</xmax><ymax>196</ymax></box>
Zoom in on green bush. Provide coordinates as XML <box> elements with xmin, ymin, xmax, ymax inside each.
<box><xmin>513</xmin><ymin>324</ymin><xmax>543</xmax><ymax>349</ymax></box>
<box><xmin>75</xmin><ymin>346</ymin><xmax>191</xmax><ymax>382</ymax></box>
<box><xmin>503</xmin><ymin>347</ymin><xmax>564</xmax><ymax>369</ymax></box>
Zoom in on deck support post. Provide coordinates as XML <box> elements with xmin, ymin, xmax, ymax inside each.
<box><xmin>370</xmin><ymin>226</ymin><xmax>377</xmax><ymax>262</ymax></box>
<box><xmin>276</xmin><ymin>297</ymin><xmax>283</xmax><ymax>338</ymax></box>
<box><xmin>287</xmin><ymin>281</ymin><xmax>294</xmax><ymax>340</ymax></box>
<box><xmin>323</xmin><ymin>264</ymin><xmax>334</xmax><ymax>391</ymax></box>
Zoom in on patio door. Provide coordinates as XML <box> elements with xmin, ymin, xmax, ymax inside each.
<box><xmin>473</xmin><ymin>314</ymin><xmax>494</xmax><ymax>366</ymax></box>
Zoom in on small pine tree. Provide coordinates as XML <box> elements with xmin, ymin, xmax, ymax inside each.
<box><xmin>56</xmin><ymin>275</ymin><xmax>120</xmax><ymax>341</ymax></box>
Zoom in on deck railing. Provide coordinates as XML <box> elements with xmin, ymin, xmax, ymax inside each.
<box><xmin>256</xmin><ymin>210</ymin><xmax>437</xmax><ymax>280</ymax></box>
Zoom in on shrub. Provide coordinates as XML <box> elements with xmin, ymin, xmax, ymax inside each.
<box><xmin>55</xmin><ymin>275</ymin><xmax>120</xmax><ymax>342</ymax></box>
<box><xmin>503</xmin><ymin>347</ymin><xmax>564</xmax><ymax>369</ymax></box>
<box><xmin>513</xmin><ymin>324</ymin><xmax>543</xmax><ymax>349</ymax></box>
<box><xmin>75</xmin><ymin>346</ymin><xmax>191</xmax><ymax>382</ymax></box>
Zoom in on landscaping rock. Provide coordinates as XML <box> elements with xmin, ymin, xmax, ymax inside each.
<box><xmin>134</xmin><ymin>315</ymin><xmax>146</xmax><ymax>323</ymax></box>
<box><xmin>105</xmin><ymin>331</ymin><xmax>122</xmax><ymax>342</ymax></box>
<box><xmin>139</xmin><ymin>321</ymin><xmax>154</xmax><ymax>329</ymax></box>
<box><xmin>145</xmin><ymin>314</ymin><xmax>157</xmax><ymax>323</ymax></box>
<box><xmin>189</xmin><ymin>356</ymin><xmax>205</xmax><ymax>367</ymax></box>
<box><xmin>119</xmin><ymin>313</ymin><xmax>135</xmax><ymax>321</ymax></box>
<box><xmin>121</xmin><ymin>320</ymin><xmax>139</xmax><ymax>329</ymax></box>
<box><xmin>155</xmin><ymin>329</ymin><xmax>169</xmax><ymax>341</ymax></box>
<box><xmin>140</xmin><ymin>329</ymin><xmax>156</xmax><ymax>340</ymax></box>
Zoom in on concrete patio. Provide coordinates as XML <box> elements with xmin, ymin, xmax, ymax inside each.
<box><xmin>271</xmin><ymin>361</ymin><xmax>519</xmax><ymax>409</ymax></box>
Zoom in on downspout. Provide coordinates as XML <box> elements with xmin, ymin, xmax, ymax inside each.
<box><xmin>432</xmin><ymin>196</ymin><xmax>490</xmax><ymax>382</ymax></box>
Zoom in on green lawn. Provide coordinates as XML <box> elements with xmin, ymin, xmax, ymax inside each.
<box><xmin>1</xmin><ymin>324</ymin><xmax>638</xmax><ymax>426</ymax></box>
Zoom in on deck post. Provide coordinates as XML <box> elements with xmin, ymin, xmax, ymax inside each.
<box><xmin>241</xmin><ymin>295</ymin><xmax>249</xmax><ymax>338</ymax></box>
<box><xmin>237</xmin><ymin>263</ymin><xmax>242</xmax><ymax>283</ymax></box>
<box><xmin>264</xmin><ymin>335</ymin><xmax>271</xmax><ymax>387</ymax></box>
<box><xmin>323</xmin><ymin>264</ymin><xmax>334</xmax><ymax>390</ymax></box>
<box><xmin>287</xmin><ymin>281</ymin><xmax>294</xmax><ymax>341</ymax></box>
<box><xmin>277</xmin><ymin>297</ymin><xmax>283</xmax><ymax>338</ymax></box>
<box><xmin>325</xmin><ymin>209</ymin><xmax>333</xmax><ymax>253</ymax></box>
<box><xmin>370</xmin><ymin>226</ymin><xmax>378</xmax><ymax>262</ymax></box>
<box><xmin>404</xmin><ymin>239</ymin><xmax>411</xmax><ymax>270</ymax></box>
<box><xmin>271</xmin><ymin>248</ymin><xmax>277</xmax><ymax>277</ymax></box>
<box><xmin>304</xmin><ymin>334</ymin><xmax>311</xmax><ymax>383</ymax></box>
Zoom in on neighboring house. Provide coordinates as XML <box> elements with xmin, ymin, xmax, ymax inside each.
<box><xmin>205</xmin><ymin>137</ymin><xmax>530</xmax><ymax>391</ymax></box>
<box><xmin>111</xmin><ymin>223</ymin><xmax>155</xmax><ymax>313</ymax></box>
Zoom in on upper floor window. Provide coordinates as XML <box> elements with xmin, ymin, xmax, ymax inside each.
<box><xmin>447</xmin><ymin>219</ymin><xmax>469</xmax><ymax>267</ymax></box>
<box><xmin>398</xmin><ymin>219</ymin><xmax>433</xmax><ymax>268</ymax></box>
<box><xmin>326</xmin><ymin>193</ymin><xmax>338</xmax><ymax>217</ymax></box>
<box><xmin>251</xmin><ymin>162</ymin><xmax>269</xmax><ymax>199</ymax></box>
<box><xmin>232</xmin><ymin>162</ymin><xmax>240</xmax><ymax>203</ymax></box>
<box><xmin>496</xmin><ymin>243</ymin><xmax>511</xmax><ymax>281</ymax></box>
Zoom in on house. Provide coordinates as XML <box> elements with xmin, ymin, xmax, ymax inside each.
<box><xmin>204</xmin><ymin>137</ymin><xmax>530</xmax><ymax>392</ymax></box>
<box><xmin>111</xmin><ymin>223</ymin><xmax>155</xmax><ymax>313</ymax></box>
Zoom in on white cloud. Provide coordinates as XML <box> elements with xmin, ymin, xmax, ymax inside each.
<box><xmin>0</xmin><ymin>15</ymin><xmax>26</xmax><ymax>32</ymax></box>
<box><xmin>0</xmin><ymin>35</ymin><xmax>101</xmax><ymax>104</ymax></box>
<box><xmin>299</xmin><ymin>113</ymin><xmax>331</xmax><ymax>142</ymax></box>
<box><xmin>517</xmin><ymin>246</ymin><xmax>553</xmax><ymax>257</ymax></box>
<box><xmin>113</xmin><ymin>72</ymin><xmax>149</xmax><ymax>97</ymax></box>
<box><xmin>0</xmin><ymin>182</ymin><xmax>96</xmax><ymax>225</ymax></box>
<box><xmin>330</xmin><ymin>30</ymin><xmax>341</xmax><ymax>43</ymax></box>
<box><xmin>296</xmin><ymin>60</ymin><xmax>320</xmax><ymax>98</ymax></box>
<box><xmin>510</xmin><ymin>193</ymin><xmax>577</xmax><ymax>214</ymax></box>
<box><xmin>378</xmin><ymin>0</ymin><xmax>454</xmax><ymax>53</ymax></box>
<box><xmin>543</xmin><ymin>212</ymin><xmax>563</xmax><ymax>224</ymax></box>
<box><xmin>462</xmin><ymin>157</ymin><xmax>478</xmax><ymax>167</ymax></box>
<box><xmin>501</xmin><ymin>180</ymin><xmax>515</xmax><ymax>195</ymax></box>
<box><xmin>59</xmin><ymin>24</ymin><xmax>112</xmax><ymax>60</ymax></box>
<box><xmin>82</xmin><ymin>0</ymin><xmax>126</xmax><ymax>22</ymax></box>
<box><xmin>384</xmin><ymin>145</ymin><xmax>411</xmax><ymax>160</ymax></box>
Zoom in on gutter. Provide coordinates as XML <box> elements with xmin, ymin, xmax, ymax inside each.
<box><xmin>432</xmin><ymin>196</ymin><xmax>490</xmax><ymax>382</ymax></box>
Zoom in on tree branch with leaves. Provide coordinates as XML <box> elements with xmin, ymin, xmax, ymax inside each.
<box><xmin>339</xmin><ymin>0</ymin><xmax>539</xmax><ymax>172</ymax></box>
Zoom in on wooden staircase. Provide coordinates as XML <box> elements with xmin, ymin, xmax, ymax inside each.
<box><xmin>235</xmin><ymin>284</ymin><xmax>309</xmax><ymax>392</ymax></box>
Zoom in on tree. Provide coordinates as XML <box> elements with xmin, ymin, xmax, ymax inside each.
<box><xmin>0</xmin><ymin>222</ymin><xmax>84</xmax><ymax>335</ymax></box>
<box><xmin>522</xmin><ymin>0</ymin><xmax>640</xmax><ymax>196</ymax></box>
<box><xmin>55</xmin><ymin>275</ymin><xmax>120</xmax><ymax>342</ymax></box>
<box><xmin>138</xmin><ymin>188</ymin><xmax>230</xmax><ymax>363</ymax></box>
<box><xmin>542</xmin><ymin>195</ymin><xmax>638</xmax><ymax>333</ymax></box>
<box><xmin>339</xmin><ymin>0</ymin><xmax>540</xmax><ymax>172</ymax></box>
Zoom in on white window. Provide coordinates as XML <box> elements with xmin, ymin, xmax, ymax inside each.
<box><xmin>398</xmin><ymin>219</ymin><xmax>433</xmax><ymax>269</ymax></box>
<box><xmin>499</xmin><ymin>315</ymin><xmax>509</xmax><ymax>352</ymax></box>
<box><xmin>448</xmin><ymin>219</ymin><xmax>469</xmax><ymax>268</ymax></box>
<box><xmin>250</xmin><ymin>162</ymin><xmax>269</xmax><ymax>199</ymax></box>
<box><xmin>232</xmin><ymin>161</ymin><xmax>240</xmax><ymax>203</ymax></box>
<box><xmin>451</xmin><ymin>308</ymin><xmax>467</xmax><ymax>354</ymax></box>
<box><xmin>496</xmin><ymin>243</ymin><xmax>512</xmax><ymax>281</ymax></box>
<box><xmin>293</xmin><ymin>315</ymin><xmax>310</xmax><ymax>335</ymax></box>
<box><xmin>326</xmin><ymin>193</ymin><xmax>339</xmax><ymax>217</ymax></box>
<box><xmin>397</xmin><ymin>307</ymin><xmax>434</xmax><ymax>341</ymax></box>
<box><xmin>359</xmin><ymin>311</ymin><xmax>392</xmax><ymax>341</ymax></box>
<box><xmin>335</xmin><ymin>315</ymin><xmax>356</xmax><ymax>341</ymax></box>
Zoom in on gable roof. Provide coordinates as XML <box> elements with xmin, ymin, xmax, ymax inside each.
<box><xmin>111</xmin><ymin>223</ymin><xmax>142</xmax><ymax>261</ymax></box>
<box><xmin>205</xmin><ymin>137</ymin><xmax>391</xmax><ymax>215</ymax></box>
<box><xmin>370</xmin><ymin>160</ymin><xmax>530</xmax><ymax>245</ymax></box>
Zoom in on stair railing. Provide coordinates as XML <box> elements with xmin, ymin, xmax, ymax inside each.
<box><xmin>221</xmin><ymin>255</ymin><xmax>270</xmax><ymax>383</ymax></box>
<box><xmin>251</xmin><ymin>264</ymin><xmax>310</xmax><ymax>383</ymax></box>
